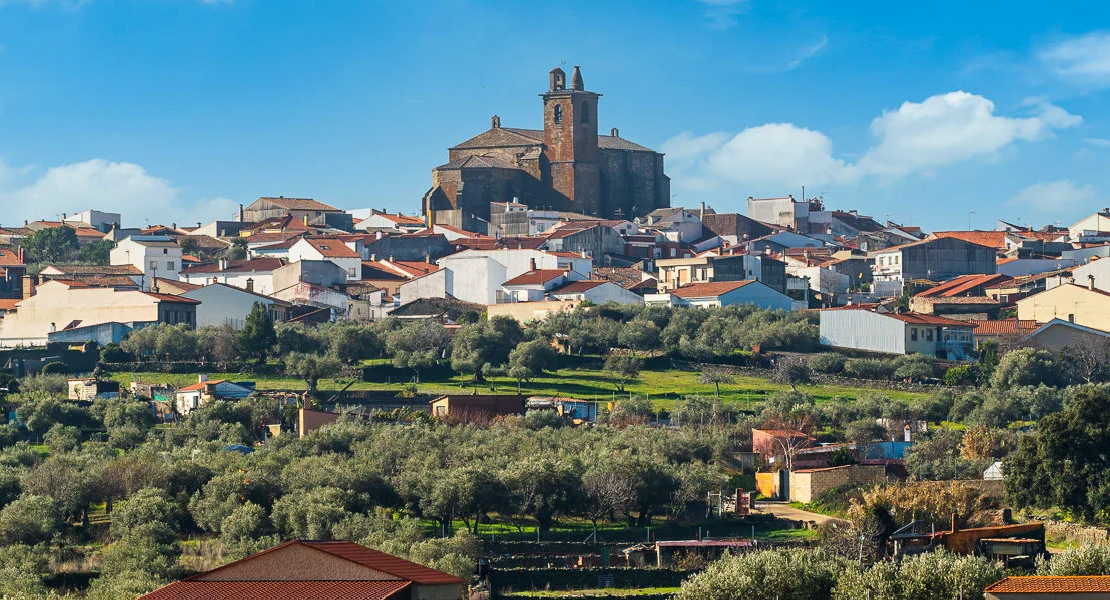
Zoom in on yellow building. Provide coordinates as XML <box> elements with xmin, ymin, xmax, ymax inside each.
<box><xmin>1016</xmin><ymin>282</ymin><xmax>1110</xmax><ymax>331</ymax></box>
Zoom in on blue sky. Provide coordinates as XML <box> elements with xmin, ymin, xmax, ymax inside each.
<box><xmin>1</xmin><ymin>0</ymin><xmax>1109</xmax><ymax>230</ymax></box>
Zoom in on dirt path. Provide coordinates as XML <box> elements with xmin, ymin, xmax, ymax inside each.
<box><xmin>754</xmin><ymin>501</ymin><xmax>845</xmax><ymax>525</ymax></box>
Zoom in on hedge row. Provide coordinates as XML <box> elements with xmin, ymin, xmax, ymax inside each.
<box><xmin>491</xmin><ymin>568</ymin><xmax>691</xmax><ymax>592</ymax></box>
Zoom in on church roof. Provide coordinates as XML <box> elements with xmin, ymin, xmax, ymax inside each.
<box><xmin>451</xmin><ymin>127</ymin><xmax>543</xmax><ymax>150</ymax></box>
<box><xmin>435</xmin><ymin>155</ymin><xmax>517</xmax><ymax>170</ymax></box>
<box><xmin>450</xmin><ymin>127</ymin><xmax>658</xmax><ymax>154</ymax></box>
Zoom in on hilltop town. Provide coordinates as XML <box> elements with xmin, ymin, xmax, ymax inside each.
<box><xmin>2</xmin><ymin>67</ymin><xmax>1110</xmax><ymax>600</ymax></box>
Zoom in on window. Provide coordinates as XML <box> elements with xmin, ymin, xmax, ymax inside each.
<box><xmin>163</xmin><ymin>248</ymin><xmax>168</xmax><ymax>255</ymax></box>
<box><xmin>910</xmin><ymin>328</ymin><xmax>918</xmax><ymax>341</ymax></box>
<box><xmin>167</xmin><ymin>261</ymin><xmax>174</xmax><ymax>270</ymax></box>
<box><xmin>1069</xmin><ymin>313</ymin><xmax>1075</xmax><ymax>323</ymax></box>
<box><xmin>348</xmin><ymin>268</ymin><xmax>356</xmax><ymax>277</ymax></box>
<box><xmin>926</xmin><ymin>329</ymin><xmax>934</xmax><ymax>342</ymax></box>
<box><xmin>149</xmin><ymin>260</ymin><xmax>157</xmax><ymax>269</ymax></box>
<box><xmin>580</xmin><ymin>101</ymin><xmax>590</xmax><ymax>124</ymax></box>
<box><xmin>553</xmin><ymin>104</ymin><xmax>563</xmax><ymax>124</ymax></box>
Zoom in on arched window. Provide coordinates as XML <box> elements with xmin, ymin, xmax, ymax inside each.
<box><xmin>581</xmin><ymin>102</ymin><xmax>590</xmax><ymax>124</ymax></box>
<box><xmin>553</xmin><ymin>104</ymin><xmax>563</xmax><ymax>124</ymax></box>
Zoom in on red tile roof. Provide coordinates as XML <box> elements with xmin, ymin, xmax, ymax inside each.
<box><xmin>0</xmin><ymin>248</ymin><xmax>25</xmax><ymax>267</ymax></box>
<box><xmin>176</xmin><ymin>379</ymin><xmax>226</xmax><ymax>392</ymax></box>
<box><xmin>301</xmin><ymin>541</ymin><xmax>465</xmax><ymax>585</ymax></box>
<box><xmin>550</xmin><ymin>280</ymin><xmax>606</xmax><ymax>294</ymax></box>
<box><xmin>915</xmin><ymin>274</ymin><xmax>1013</xmax><ymax>298</ymax></box>
<box><xmin>930</xmin><ymin>230</ymin><xmax>1009</xmax><ymax>250</ymax></box>
<box><xmin>887</xmin><ymin>312</ymin><xmax>977</xmax><ymax>327</ymax></box>
<box><xmin>140</xmin><ymin>579</ymin><xmax>411</xmax><ymax>600</ymax></box>
<box><xmin>968</xmin><ymin>319</ymin><xmax>1038</xmax><ymax>336</ymax></box>
<box><xmin>144</xmin><ymin>292</ymin><xmax>201</xmax><ymax>304</ymax></box>
<box><xmin>502</xmin><ymin>269</ymin><xmax>567</xmax><ymax>286</ymax></box>
<box><xmin>670</xmin><ymin>280</ymin><xmax>756</xmax><ymax>299</ymax></box>
<box><xmin>301</xmin><ymin>238</ymin><xmax>360</xmax><ymax>258</ymax></box>
<box><xmin>0</xmin><ymin>299</ymin><xmax>19</xmax><ymax>311</ymax></box>
<box><xmin>984</xmin><ymin>576</ymin><xmax>1110</xmax><ymax>593</ymax></box>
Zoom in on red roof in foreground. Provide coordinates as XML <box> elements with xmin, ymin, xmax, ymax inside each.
<box><xmin>916</xmin><ymin>273</ymin><xmax>1012</xmax><ymax>298</ymax></box>
<box><xmin>985</xmin><ymin>576</ymin><xmax>1110</xmax><ymax>593</ymax></box>
<box><xmin>300</xmin><ymin>541</ymin><xmax>465</xmax><ymax>585</ymax></box>
<box><xmin>140</xmin><ymin>579</ymin><xmax>411</xmax><ymax>600</ymax></box>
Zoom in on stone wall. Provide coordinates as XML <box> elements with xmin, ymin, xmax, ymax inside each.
<box><xmin>790</xmin><ymin>465</ymin><xmax>886</xmax><ymax>504</ymax></box>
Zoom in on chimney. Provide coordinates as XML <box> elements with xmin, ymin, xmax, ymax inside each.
<box><xmin>370</xmin><ymin>254</ymin><xmax>377</xmax><ymax>261</ymax></box>
<box><xmin>700</xmin><ymin>202</ymin><xmax>705</xmax><ymax>219</ymax></box>
<box><xmin>491</xmin><ymin>114</ymin><xmax>501</xmax><ymax>129</ymax></box>
<box><xmin>580</xmin><ymin>250</ymin><xmax>587</xmax><ymax>258</ymax></box>
<box><xmin>1090</xmin><ymin>274</ymin><xmax>1096</xmax><ymax>291</ymax></box>
<box><xmin>197</xmin><ymin>222</ymin><xmax>201</xmax><ymax>228</ymax></box>
<box><xmin>171</xmin><ymin>222</ymin><xmax>177</xmax><ymax>230</ymax></box>
<box><xmin>951</xmin><ymin>512</ymin><xmax>959</xmax><ymax>534</ymax></box>
<box><xmin>303</xmin><ymin>214</ymin><xmax>309</xmax><ymax>226</ymax></box>
<box><xmin>238</xmin><ymin>203</ymin><xmax>244</xmax><ymax>222</ymax></box>
<box><xmin>17</xmin><ymin>246</ymin><xmax>24</xmax><ymax>264</ymax></box>
<box><xmin>610</xmin><ymin>127</ymin><xmax>619</xmax><ymax>137</ymax></box>
<box><xmin>219</xmin><ymin>258</ymin><xmax>229</xmax><ymax>271</ymax></box>
<box><xmin>904</xmin><ymin>424</ymin><xmax>912</xmax><ymax>443</ymax></box>
<box><xmin>246</xmin><ymin>278</ymin><xmax>254</xmax><ymax>292</ymax></box>
<box><xmin>61</xmin><ymin>212</ymin><xmax>66</xmax><ymax>220</ymax></box>
<box><xmin>529</xmin><ymin>258</ymin><xmax>537</xmax><ymax>271</ymax></box>
<box><xmin>199</xmin><ymin>374</ymin><xmax>208</xmax><ymax>383</ymax></box>
<box><xmin>220</xmin><ymin>229</ymin><xmax>226</xmax><ymax>237</ymax></box>
<box><xmin>21</xmin><ymin>274</ymin><xmax>37</xmax><ymax>299</ymax></box>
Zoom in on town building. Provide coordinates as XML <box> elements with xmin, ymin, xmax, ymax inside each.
<box><xmin>423</xmin><ymin>66</ymin><xmax>670</xmax><ymax>231</ymax></box>
<box><xmin>174</xmin><ymin>378</ymin><xmax>255</xmax><ymax>415</ymax></box>
<box><xmin>241</xmin><ymin>197</ymin><xmax>353</xmax><ymax>230</ymax></box>
<box><xmin>1016</xmin><ymin>281</ymin><xmax>1110</xmax><ymax>331</ymax></box>
<box><xmin>1021</xmin><ymin>318</ymin><xmax>1110</xmax><ymax>351</ymax></box>
<box><xmin>179</xmin><ymin>257</ymin><xmax>287</xmax><ymax>295</ymax></box>
<box><xmin>871</xmin><ymin>237</ymin><xmax>997</xmax><ymax>284</ymax></box>
<box><xmin>431</xmin><ymin>394</ymin><xmax>524</xmax><ymax>422</ymax></box>
<box><xmin>0</xmin><ymin>280</ymin><xmax>199</xmax><ymax>347</ymax></box>
<box><xmin>645</xmin><ymin>280</ymin><xmax>793</xmax><ymax>310</ymax></box>
<box><xmin>180</xmin><ymin>283</ymin><xmax>291</xmax><ymax>329</ymax></box>
<box><xmin>139</xmin><ymin>540</ymin><xmax>466</xmax><ymax>600</ymax></box>
<box><xmin>110</xmin><ymin>235</ymin><xmax>182</xmax><ymax>290</ymax></box>
<box><xmin>655</xmin><ymin>253</ymin><xmax>786</xmax><ymax>294</ymax></box>
<box><xmin>288</xmin><ymin>238</ymin><xmax>362</xmax><ymax>280</ymax></box>
<box><xmin>819</xmin><ymin>306</ymin><xmax>977</xmax><ymax>360</ymax></box>
<box><xmin>549</xmin><ymin>280</ymin><xmax>643</xmax><ymax>304</ymax></box>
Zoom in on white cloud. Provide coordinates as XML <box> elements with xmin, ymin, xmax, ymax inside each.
<box><xmin>664</xmin><ymin>91</ymin><xmax>1081</xmax><ymax>191</ymax></box>
<box><xmin>0</xmin><ymin>159</ymin><xmax>237</xmax><ymax>226</ymax></box>
<box><xmin>693</xmin><ymin>0</ymin><xmax>750</xmax><ymax>28</ymax></box>
<box><xmin>788</xmin><ymin>36</ymin><xmax>828</xmax><ymax>70</ymax></box>
<box><xmin>1011</xmin><ymin>180</ymin><xmax>1098</xmax><ymax>214</ymax></box>
<box><xmin>1084</xmin><ymin>138</ymin><xmax>1110</xmax><ymax>148</ymax></box>
<box><xmin>1038</xmin><ymin>31</ymin><xmax>1110</xmax><ymax>87</ymax></box>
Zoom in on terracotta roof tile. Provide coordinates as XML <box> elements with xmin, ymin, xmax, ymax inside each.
<box><xmin>985</xmin><ymin>576</ymin><xmax>1110</xmax><ymax>593</ymax></box>
<box><xmin>301</xmin><ymin>238</ymin><xmax>360</xmax><ymax>258</ymax></box>
<box><xmin>502</xmin><ymin>269</ymin><xmax>567</xmax><ymax>286</ymax></box>
<box><xmin>670</xmin><ymin>280</ymin><xmax>756</xmax><ymax>299</ymax></box>
<box><xmin>550</xmin><ymin>280</ymin><xmax>606</xmax><ymax>294</ymax></box>
<box><xmin>0</xmin><ymin>248</ymin><xmax>26</xmax><ymax>267</ymax></box>
<box><xmin>301</xmin><ymin>541</ymin><xmax>465</xmax><ymax>585</ymax></box>
<box><xmin>970</xmin><ymin>319</ymin><xmax>1039</xmax><ymax>336</ymax></box>
<box><xmin>177</xmin><ymin>379</ymin><xmax>227</xmax><ymax>392</ymax></box>
<box><xmin>182</xmin><ymin>258</ymin><xmax>286</xmax><ymax>275</ymax></box>
<box><xmin>916</xmin><ymin>274</ymin><xmax>1012</xmax><ymax>297</ymax></box>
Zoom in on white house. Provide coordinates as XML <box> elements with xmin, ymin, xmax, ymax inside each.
<box><xmin>549</xmin><ymin>280</ymin><xmax>643</xmax><ymax>305</ymax></box>
<box><xmin>1068</xmin><ymin>210</ymin><xmax>1110</xmax><ymax>241</ymax></box>
<box><xmin>175</xmin><ymin>378</ymin><xmax>255</xmax><ymax>415</ymax></box>
<box><xmin>645</xmin><ymin>280</ymin><xmax>793</xmax><ymax>310</ymax></box>
<box><xmin>288</xmin><ymin>238</ymin><xmax>362</xmax><ymax>280</ymax></box>
<box><xmin>355</xmin><ymin>211</ymin><xmax>427</xmax><ymax>233</ymax></box>
<box><xmin>399</xmin><ymin>255</ymin><xmax>508</xmax><ymax>306</ymax></box>
<box><xmin>64</xmin><ymin>209</ymin><xmax>121</xmax><ymax>233</ymax></box>
<box><xmin>794</xmin><ymin>266</ymin><xmax>850</xmax><ymax>296</ymax></box>
<box><xmin>110</xmin><ymin>235</ymin><xmax>182</xmax><ymax>290</ymax></box>
<box><xmin>181</xmin><ymin>283</ymin><xmax>291</xmax><ymax>329</ymax></box>
<box><xmin>439</xmin><ymin>249</ymin><xmax>589</xmax><ymax>282</ymax></box>
<box><xmin>179</xmin><ymin>258</ymin><xmax>286</xmax><ymax>295</ymax></box>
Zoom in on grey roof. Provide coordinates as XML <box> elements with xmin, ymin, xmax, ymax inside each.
<box><xmin>598</xmin><ymin>135</ymin><xmax>655</xmax><ymax>152</ymax></box>
<box><xmin>435</xmin><ymin>155</ymin><xmax>518</xmax><ymax>170</ymax></box>
<box><xmin>450</xmin><ymin>127</ymin><xmax>658</xmax><ymax>154</ymax></box>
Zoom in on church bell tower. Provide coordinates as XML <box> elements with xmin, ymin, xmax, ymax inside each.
<box><xmin>542</xmin><ymin>65</ymin><xmax>600</xmax><ymax>215</ymax></box>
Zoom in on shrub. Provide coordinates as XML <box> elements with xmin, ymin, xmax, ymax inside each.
<box><xmin>844</xmin><ymin>358</ymin><xmax>897</xmax><ymax>380</ymax></box>
<box><xmin>808</xmin><ymin>353</ymin><xmax>846</xmax><ymax>374</ymax></box>
<box><xmin>944</xmin><ymin>364</ymin><xmax>978</xmax><ymax>386</ymax></box>
<box><xmin>40</xmin><ymin>362</ymin><xmax>71</xmax><ymax>376</ymax></box>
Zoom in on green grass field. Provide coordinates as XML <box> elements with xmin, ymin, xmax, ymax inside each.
<box><xmin>108</xmin><ymin>364</ymin><xmax>926</xmax><ymax>410</ymax></box>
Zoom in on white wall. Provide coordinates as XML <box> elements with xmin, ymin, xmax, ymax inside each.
<box><xmin>182</xmin><ymin>285</ymin><xmax>274</xmax><ymax>329</ymax></box>
<box><xmin>1067</xmin><ymin>258</ymin><xmax>1110</xmax><ymax>293</ymax></box>
<box><xmin>997</xmin><ymin>258</ymin><xmax>1077</xmax><ymax>277</ymax></box>
<box><xmin>552</xmin><ymin>282</ymin><xmax>643</xmax><ymax>305</ymax></box>
<box><xmin>399</xmin><ymin>269</ymin><xmax>448</xmax><ymax>305</ymax></box>
<box><xmin>796</xmin><ymin>266</ymin><xmax>850</xmax><ymax>295</ymax></box>
<box><xmin>440</xmin><ymin>249</ymin><xmax>557</xmax><ymax>282</ymax></box>
<box><xmin>111</xmin><ymin>237</ymin><xmax>182</xmax><ymax>290</ymax></box>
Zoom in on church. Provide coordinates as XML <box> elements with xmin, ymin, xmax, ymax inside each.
<box><xmin>422</xmin><ymin>66</ymin><xmax>670</xmax><ymax>233</ymax></box>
